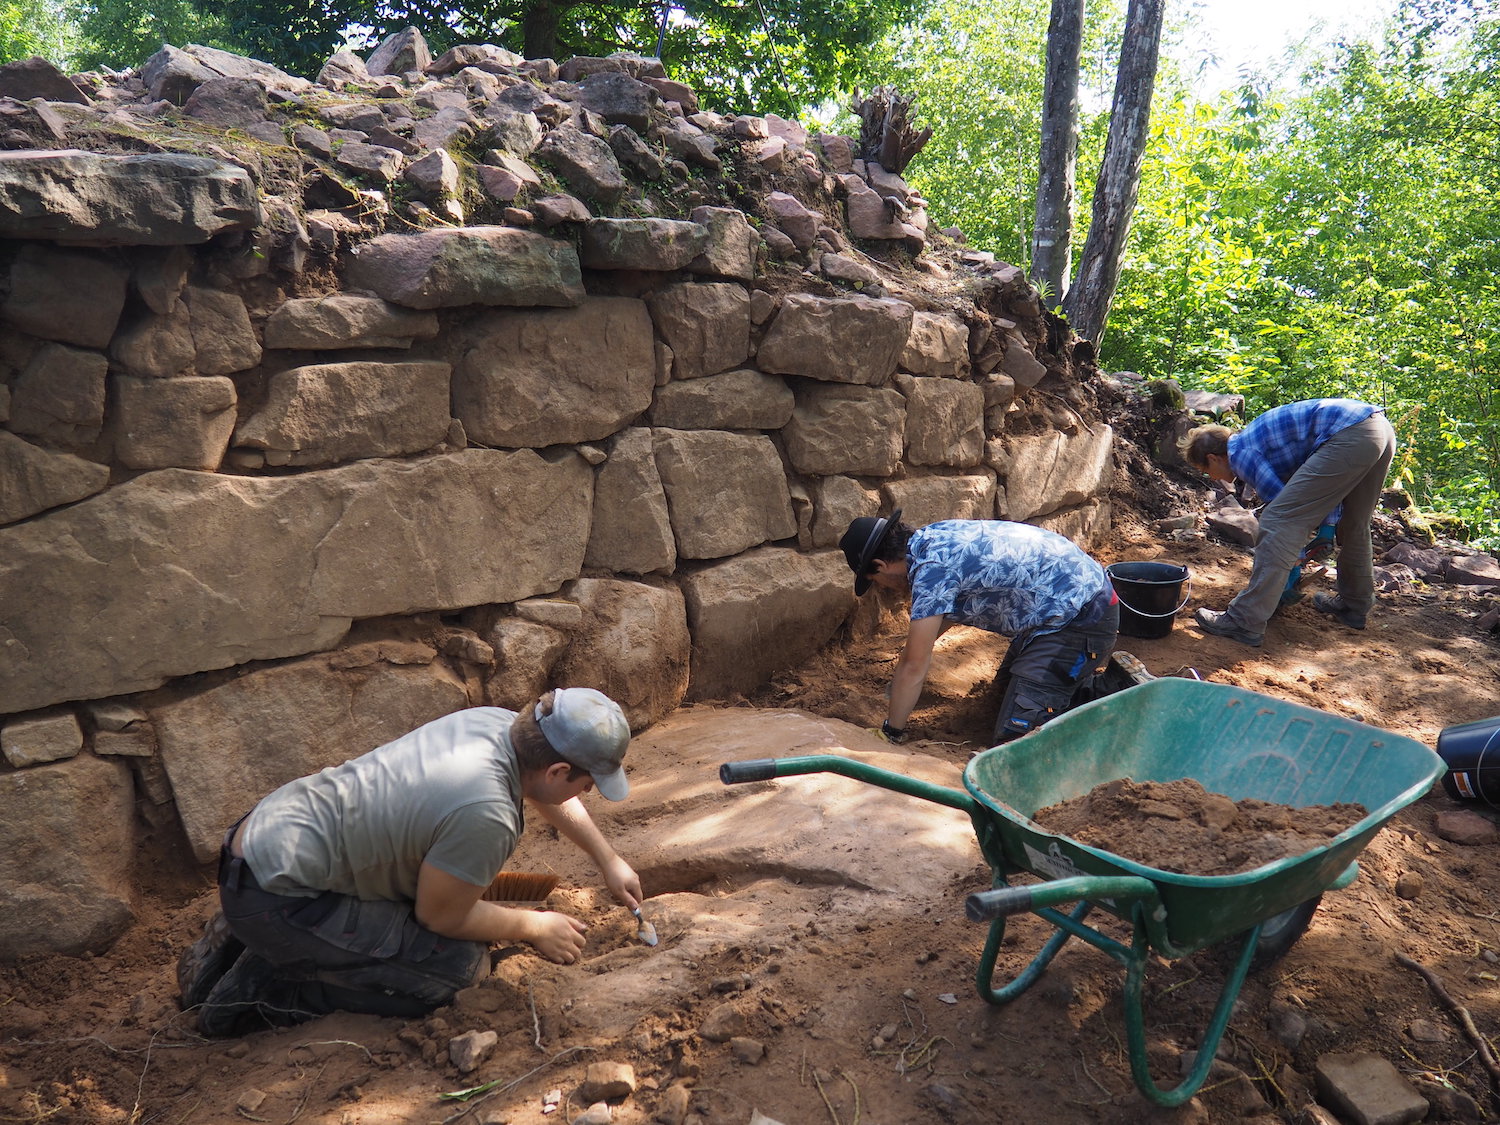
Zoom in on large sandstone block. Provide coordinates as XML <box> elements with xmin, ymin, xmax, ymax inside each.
<box><xmin>901</xmin><ymin>311</ymin><xmax>970</xmax><ymax>378</ymax></box>
<box><xmin>452</xmin><ymin>297</ymin><xmax>655</xmax><ymax>447</ymax></box>
<box><xmin>0</xmin><ymin>150</ymin><xmax>259</xmax><ymax>244</ymax></box>
<box><xmin>0</xmin><ymin>450</ymin><xmax>593</xmax><ymax>714</ymax></box>
<box><xmin>111</xmin><ymin>297</ymin><xmax>195</xmax><ymax>378</ymax></box>
<box><xmin>553</xmin><ymin>578</ymin><xmax>690</xmax><ymax>730</ymax></box>
<box><xmin>7</xmin><ymin>342</ymin><xmax>108</xmax><ymax>446</ymax></box>
<box><xmin>580</xmin><ymin>218</ymin><xmax>708</xmax><ymax>270</ymax></box>
<box><xmin>345</xmin><ymin>227</ymin><xmax>585</xmax><ymax>309</ymax></box>
<box><xmin>809</xmin><ymin>476</ymin><xmax>879</xmax><ymax>549</ymax></box>
<box><xmin>187</xmin><ymin>287</ymin><xmax>261</xmax><ymax>375</ymax></box>
<box><xmin>882</xmin><ymin>472</ymin><xmax>998</xmax><ymax>527</ymax></box>
<box><xmin>994</xmin><ymin>425</ymin><xmax>1114</xmax><ymax>523</ymax></box>
<box><xmin>0</xmin><ymin>430</ymin><xmax>108</xmax><ymax>525</ymax></box>
<box><xmin>112</xmin><ymin>375</ymin><xmax>238</xmax><ymax>470</ymax></box>
<box><xmin>1030</xmin><ymin>501</ymin><xmax>1111</xmax><ymax>549</ymax></box>
<box><xmin>232</xmin><ymin>361</ymin><xmax>451</xmax><ymax>467</ymax></box>
<box><xmin>2</xmin><ymin>244</ymin><xmax>128</xmax><ymax>348</ymax></box>
<box><xmin>484</xmin><ymin>617</ymin><xmax>571</xmax><ymax>710</ymax></box>
<box><xmin>680</xmin><ymin>548</ymin><xmax>852</xmax><ymax>700</ymax></box>
<box><xmin>782</xmin><ymin>384</ymin><xmax>905</xmax><ymax>477</ymax></box>
<box><xmin>585</xmin><ymin>427</ymin><xmax>675</xmax><ymax>575</ymax></box>
<box><xmin>154</xmin><ymin>642</ymin><xmax>471</xmax><ymax>862</ymax></box>
<box><xmin>647</xmin><ymin>369</ymin><xmax>793</xmax><ymax>430</ymax></box>
<box><xmin>0</xmin><ymin>753</ymin><xmax>135</xmax><ymax>958</ymax></box>
<box><xmin>264</xmin><ymin>294</ymin><xmax>439</xmax><ymax>350</ymax></box>
<box><xmin>757</xmin><ymin>294</ymin><xmax>913</xmax><ymax>385</ymax></box>
<box><xmin>654</xmin><ymin>430</ymin><xmax>796</xmax><ymax>560</ymax></box>
<box><xmin>687</xmin><ymin>206</ymin><xmax>757</xmax><ymax>281</ymax></box>
<box><xmin>898</xmin><ymin>375</ymin><xmax>984</xmax><ymax>467</ymax></box>
<box><xmin>646</xmin><ymin>282</ymin><xmax>750</xmax><ymax>379</ymax></box>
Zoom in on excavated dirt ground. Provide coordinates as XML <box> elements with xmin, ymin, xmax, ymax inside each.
<box><xmin>4</xmin><ymin>504</ymin><xmax>1500</xmax><ymax>1125</ymax></box>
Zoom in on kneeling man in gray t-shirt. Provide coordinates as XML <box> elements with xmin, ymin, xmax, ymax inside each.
<box><xmin>178</xmin><ymin>687</ymin><xmax>641</xmax><ymax>1036</ymax></box>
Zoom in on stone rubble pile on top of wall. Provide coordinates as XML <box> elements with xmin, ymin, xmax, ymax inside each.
<box><xmin>0</xmin><ymin>30</ymin><xmax>1116</xmax><ymax>957</ymax></box>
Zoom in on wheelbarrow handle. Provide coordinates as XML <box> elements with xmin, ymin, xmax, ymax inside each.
<box><xmin>720</xmin><ymin>759</ymin><xmax>779</xmax><ymax>784</ymax></box>
<box><xmin>966</xmin><ymin>875</ymin><xmax>1161</xmax><ymax>921</ymax></box>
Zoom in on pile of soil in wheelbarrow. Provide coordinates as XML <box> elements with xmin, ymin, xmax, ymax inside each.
<box><xmin>1033</xmin><ymin>777</ymin><xmax>1368</xmax><ymax>875</ymax></box>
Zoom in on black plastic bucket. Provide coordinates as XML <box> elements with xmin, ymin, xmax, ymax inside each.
<box><xmin>1437</xmin><ymin>715</ymin><xmax>1500</xmax><ymax>806</ymax></box>
<box><xmin>1105</xmin><ymin>561</ymin><xmax>1190</xmax><ymax>640</ymax></box>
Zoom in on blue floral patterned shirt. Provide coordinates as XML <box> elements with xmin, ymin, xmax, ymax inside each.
<box><xmin>1228</xmin><ymin>399</ymin><xmax>1382</xmax><ymax>524</ymax></box>
<box><xmin>906</xmin><ymin>520</ymin><xmax>1109</xmax><ymax>637</ymax></box>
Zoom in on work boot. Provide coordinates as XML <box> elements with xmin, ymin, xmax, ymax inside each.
<box><xmin>197</xmin><ymin>951</ymin><xmax>301</xmax><ymax>1037</ymax></box>
<box><xmin>1193</xmin><ymin>607</ymin><xmax>1263</xmax><ymax>647</ymax></box>
<box><xmin>1312</xmin><ymin>593</ymin><xmax>1366</xmax><ymax>630</ymax></box>
<box><xmin>1106</xmin><ymin>651</ymin><xmax>1155</xmax><ymax>690</ymax></box>
<box><xmin>177</xmin><ymin>911</ymin><xmax>244</xmax><ymax>1011</ymax></box>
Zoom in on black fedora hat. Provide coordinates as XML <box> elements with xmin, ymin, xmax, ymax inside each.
<box><xmin>839</xmin><ymin>508</ymin><xmax>902</xmax><ymax>596</ymax></box>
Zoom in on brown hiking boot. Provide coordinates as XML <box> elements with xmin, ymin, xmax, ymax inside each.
<box><xmin>1312</xmin><ymin>593</ymin><xmax>1366</xmax><ymax>630</ymax></box>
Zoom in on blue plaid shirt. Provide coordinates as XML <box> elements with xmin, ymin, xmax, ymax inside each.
<box><xmin>907</xmin><ymin>520</ymin><xmax>1108</xmax><ymax>637</ymax></box>
<box><xmin>1228</xmin><ymin>399</ymin><xmax>1382</xmax><ymax>524</ymax></box>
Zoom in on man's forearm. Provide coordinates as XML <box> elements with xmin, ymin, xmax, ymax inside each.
<box><xmin>533</xmin><ymin>796</ymin><xmax>618</xmax><ymax>870</ymax></box>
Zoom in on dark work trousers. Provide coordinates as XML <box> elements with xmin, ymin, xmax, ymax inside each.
<box><xmin>216</xmin><ymin>825</ymin><xmax>488</xmax><ymax>1021</ymax></box>
<box><xmin>992</xmin><ymin>590</ymin><xmax>1120</xmax><ymax>744</ymax></box>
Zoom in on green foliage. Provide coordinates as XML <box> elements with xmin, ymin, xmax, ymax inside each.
<box><xmin>0</xmin><ymin>0</ymin><xmax>73</xmax><ymax>65</ymax></box>
<box><xmin>1103</xmin><ymin>0</ymin><xmax>1500</xmax><ymax>543</ymax></box>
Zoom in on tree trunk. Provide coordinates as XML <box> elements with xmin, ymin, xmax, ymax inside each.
<box><xmin>1031</xmin><ymin>0</ymin><xmax>1086</xmax><ymax>307</ymax></box>
<box><xmin>1062</xmin><ymin>0</ymin><xmax>1164</xmax><ymax>346</ymax></box>
<box><xmin>521</xmin><ymin>0</ymin><xmax>563</xmax><ymax>60</ymax></box>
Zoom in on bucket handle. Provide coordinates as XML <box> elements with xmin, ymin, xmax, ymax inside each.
<box><xmin>1114</xmin><ymin>577</ymin><xmax>1193</xmax><ymax>620</ymax></box>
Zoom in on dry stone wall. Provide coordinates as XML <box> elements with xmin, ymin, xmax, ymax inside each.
<box><xmin>0</xmin><ymin>33</ymin><xmax>1115</xmax><ymax>957</ymax></box>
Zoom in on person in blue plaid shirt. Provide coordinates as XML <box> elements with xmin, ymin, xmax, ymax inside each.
<box><xmin>839</xmin><ymin>512</ymin><xmax>1119</xmax><ymax>745</ymax></box>
<box><xmin>1181</xmin><ymin>398</ymin><xmax>1396</xmax><ymax>646</ymax></box>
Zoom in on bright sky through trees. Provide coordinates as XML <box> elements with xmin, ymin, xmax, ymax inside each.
<box><xmin>1178</xmin><ymin>0</ymin><xmax>1401</xmax><ymax>92</ymax></box>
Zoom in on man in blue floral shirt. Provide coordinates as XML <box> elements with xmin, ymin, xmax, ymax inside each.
<box><xmin>1181</xmin><ymin>398</ymin><xmax>1395</xmax><ymax>646</ymax></box>
<box><xmin>840</xmin><ymin>511</ymin><xmax>1119</xmax><ymax>744</ymax></box>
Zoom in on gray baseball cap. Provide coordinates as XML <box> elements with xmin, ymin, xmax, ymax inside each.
<box><xmin>536</xmin><ymin>687</ymin><xmax>631</xmax><ymax>801</ymax></box>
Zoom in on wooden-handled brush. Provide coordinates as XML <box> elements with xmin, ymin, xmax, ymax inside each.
<box><xmin>482</xmin><ymin>871</ymin><xmax>561</xmax><ymax>902</ymax></box>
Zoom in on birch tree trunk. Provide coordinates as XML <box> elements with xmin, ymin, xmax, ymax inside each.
<box><xmin>1062</xmin><ymin>0</ymin><xmax>1164</xmax><ymax>345</ymax></box>
<box><xmin>1031</xmin><ymin>0</ymin><xmax>1086</xmax><ymax>306</ymax></box>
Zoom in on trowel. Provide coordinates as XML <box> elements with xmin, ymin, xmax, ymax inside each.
<box><xmin>632</xmin><ymin>906</ymin><xmax>658</xmax><ymax>946</ymax></box>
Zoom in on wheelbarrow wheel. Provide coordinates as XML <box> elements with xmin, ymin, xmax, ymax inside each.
<box><xmin>1250</xmin><ymin>895</ymin><xmax>1322</xmax><ymax>970</ymax></box>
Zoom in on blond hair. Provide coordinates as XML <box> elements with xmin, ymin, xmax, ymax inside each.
<box><xmin>1179</xmin><ymin>424</ymin><xmax>1231</xmax><ymax>471</ymax></box>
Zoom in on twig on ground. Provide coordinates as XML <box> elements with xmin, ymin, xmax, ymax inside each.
<box><xmin>286</xmin><ymin>1039</ymin><xmax>373</xmax><ymax>1064</ymax></box>
<box><xmin>530</xmin><ymin>982</ymin><xmax>542</xmax><ymax>1049</ymax></box>
<box><xmin>438</xmin><ymin>1045</ymin><xmax>593</xmax><ymax>1123</ymax></box>
<box><xmin>1395</xmin><ymin>950</ymin><xmax>1500</xmax><ymax>1103</ymax></box>
<box><xmin>284</xmin><ymin>1062</ymin><xmax>324</xmax><ymax>1123</ymax></box>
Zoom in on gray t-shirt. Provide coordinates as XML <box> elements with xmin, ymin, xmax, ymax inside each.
<box><xmin>241</xmin><ymin>707</ymin><xmax>525</xmax><ymax>901</ymax></box>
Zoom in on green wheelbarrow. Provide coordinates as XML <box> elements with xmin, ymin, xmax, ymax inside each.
<box><xmin>720</xmin><ymin>678</ymin><xmax>1444</xmax><ymax>1106</ymax></box>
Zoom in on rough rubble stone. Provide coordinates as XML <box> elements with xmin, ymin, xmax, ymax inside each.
<box><xmin>154</xmin><ymin>641</ymin><xmax>471</xmax><ymax>862</ymax></box>
<box><xmin>0</xmin><ymin>56</ymin><xmax>90</xmax><ymax>103</ymax></box>
<box><xmin>3</xmin><ymin>243</ymin><xmax>128</xmax><ymax>346</ymax></box>
<box><xmin>110</xmin><ymin>297</ymin><xmax>195</xmax><ymax>379</ymax></box>
<box><xmin>232</xmin><ymin>361</ymin><xmax>451</xmax><ymax>467</ymax></box>
<box><xmin>536</xmin><ymin>123</ymin><xmax>627</xmax><ymax>203</ymax></box>
<box><xmin>1000</xmin><ymin>335</ymin><xmax>1048</xmax><ymax>389</ymax></box>
<box><xmin>451</xmin><ymin>297</ymin><xmax>655</xmax><ymax>447</ymax></box>
<box><xmin>1314</xmin><ymin>1052</ymin><xmax>1428</xmax><ymax>1125</ymax></box>
<box><xmin>584</xmin><ymin>427</ymin><xmax>676</xmax><ymax>576</ymax></box>
<box><xmin>681</xmin><ymin>547</ymin><xmax>851</xmax><ymax>700</ymax></box>
<box><xmin>181</xmin><ymin>76</ymin><xmax>269</xmax><ymax>128</ymax></box>
<box><xmin>609</xmin><ymin>124</ymin><xmax>665</xmax><ymax>179</ymax></box>
<box><xmin>0</xmin><ymin>430</ymin><xmax>109</xmax><ymax>525</ymax></box>
<box><xmin>112</xmin><ymin>375</ymin><xmax>238</xmax><ymax>471</ymax></box>
<box><xmin>345</xmin><ymin>226</ymin><xmax>585</xmax><ymax>309</ymax></box>
<box><xmin>0</xmin><ymin>150</ymin><xmax>259</xmax><ymax>244</ymax></box>
<box><xmin>646</xmin><ymin>281</ymin><xmax>749</xmax><ymax>378</ymax></box>
<box><xmin>264</xmin><ymin>294</ymin><xmax>438</xmax><ymax>350</ymax></box>
<box><xmin>0</xmin><ymin>449</ymin><xmax>593</xmax><ymax>713</ymax></box>
<box><xmin>809</xmin><ymin>476</ymin><xmax>879</xmax><ymax>549</ymax></box>
<box><xmin>0</xmin><ymin>753</ymin><xmax>135</xmax><ymax>958</ymax></box>
<box><xmin>449</xmin><ymin>1030</ymin><xmax>498</xmax><ymax>1073</ymax></box>
<box><xmin>781</xmin><ymin>383</ymin><xmax>906</xmax><ymax>477</ymax></box>
<box><xmin>581</xmin><ymin>217</ymin><xmax>710</xmax><ymax>271</ymax></box>
<box><xmin>757</xmin><ymin>293</ymin><xmax>914</xmax><ymax>385</ymax></box>
<box><xmin>553</xmin><ymin>578</ymin><xmax>690</xmax><ymax>729</ymax></box>
<box><xmin>765</xmin><ymin>192</ymin><xmax>818</xmax><ymax>250</ymax></box>
<box><xmin>579</xmin><ymin>1061</ymin><xmax>636</xmax><ymax>1102</ymax></box>
<box><xmin>367</xmin><ymin>27</ymin><xmax>432</xmax><ymax>76</ymax></box>
<box><xmin>576</xmin><ymin>71</ymin><xmax>656</xmax><ymax>132</ymax></box>
<box><xmin>654</xmin><ymin>430</ymin><xmax>796</xmax><ymax>559</ymax></box>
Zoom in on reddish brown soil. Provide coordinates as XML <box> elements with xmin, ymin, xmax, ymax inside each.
<box><xmin>3</xmin><ymin>507</ymin><xmax>1500</xmax><ymax>1125</ymax></box>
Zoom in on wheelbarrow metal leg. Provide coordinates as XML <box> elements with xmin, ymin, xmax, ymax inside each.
<box><xmin>1121</xmin><ymin>913</ymin><xmax>1262</xmax><ymax>1107</ymax></box>
<box><xmin>974</xmin><ymin>900</ymin><xmax>1095</xmax><ymax>1005</ymax></box>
